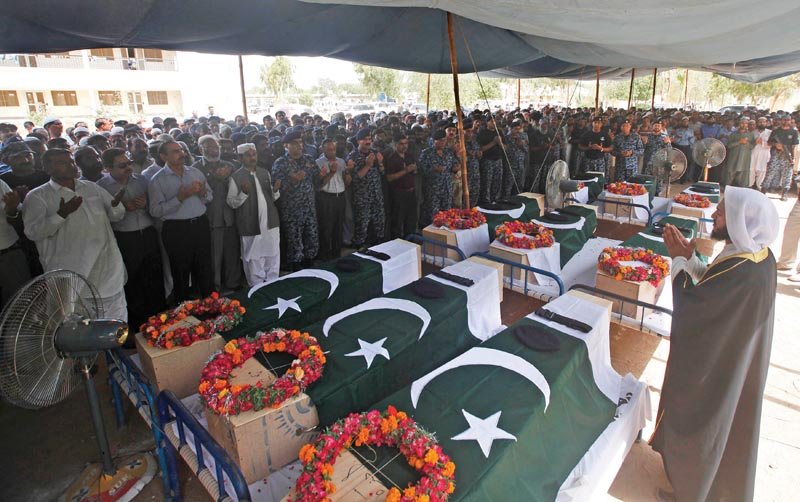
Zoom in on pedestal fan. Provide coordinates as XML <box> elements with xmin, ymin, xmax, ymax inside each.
<box><xmin>0</xmin><ymin>270</ymin><xmax>155</xmax><ymax>502</ymax></box>
<box><xmin>544</xmin><ymin>160</ymin><xmax>580</xmax><ymax>209</ymax></box>
<box><xmin>692</xmin><ymin>138</ymin><xmax>726</xmax><ymax>182</ymax></box>
<box><xmin>652</xmin><ymin>146</ymin><xmax>688</xmax><ymax>196</ymax></box>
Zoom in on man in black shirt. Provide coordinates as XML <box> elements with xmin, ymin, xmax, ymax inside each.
<box><xmin>579</xmin><ymin>117</ymin><xmax>612</xmax><ymax>175</ymax></box>
<box><xmin>477</xmin><ymin>116</ymin><xmax>503</xmax><ymax>203</ymax></box>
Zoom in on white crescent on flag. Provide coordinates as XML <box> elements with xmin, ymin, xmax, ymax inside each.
<box><xmin>410</xmin><ymin>347</ymin><xmax>551</xmax><ymax>410</ymax></box>
<box><xmin>322</xmin><ymin>298</ymin><xmax>431</xmax><ymax>339</ymax></box>
<box><xmin>247</xmin><ymin>269</ymin><xmax>339</xmax><ymax>299</ymax></box>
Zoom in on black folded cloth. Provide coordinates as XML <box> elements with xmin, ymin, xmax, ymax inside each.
<box><xmin>628</xmin><ymin>176</ymin><xmax>651</xmax><ymax>185</ymax></box>
<box><xmin>689</xmin><ymin>185</ymin><xmax>719</xmax><ymax>194</ymax></box>
<box><xmin>432</xmin><ymin>270</ymin><xmax>475</xmax><ymax>287</ymax></box>
<box><xmin>360</xmin><ymin>248</ymin><xmax>391</xmax><ymax>261</ymax></box>
<box><xmin>480</xmin><ymin>200</ymin><xmax>520</xmax><ymax>211</ymax></box>
<box><xmin>571</xmin><ymin>174</ymin><xmax>598</xmax><ymax>181</ymax></box>
<box><xmin>652</xmin><ymin>222</ymin><xmax>692</xmax><ymax>237</ymax></box>
<box><xmin>556</xmin><ymin>206</ymin><xmax>585</xmax><ymax>218</ymax></box>
<box><xmin>535</xmin><ymin>307</ymin><xmax>592</xmax><ymax>333</ymax></box>
<box><xmin>335</xmin><ymin>257</ymin><xmax>362</xmax><ymax>272</ymax></box>
<box><xmin>513</xmin><ymin>325</ymin><xmax>560</xmax><ymax>352</ymax></box>
<box><xmin>540</xmin><ymin>212</ymin><xmax>570</xmax><ymax>223</ymax></box>
<box><xmin>410</xmin><ymin>278</ymin><xmax>445</xmax><ymax>299</ymax></box>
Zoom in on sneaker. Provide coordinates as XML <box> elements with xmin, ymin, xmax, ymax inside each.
<box><xmin>788</xmin><ymin>274</ymin><xmax>800</xmax><ymax>283</ymax></box>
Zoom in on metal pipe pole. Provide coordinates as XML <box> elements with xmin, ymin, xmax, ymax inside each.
<box><xmin>83</xmin><ymin>365</ymin><xmax>116</xmax><ymax>476</ymax></box>
<box><xmin>627</xmin><ymin>68</ymin><xmax>636</xmax><ymax>109</ymax></box>
<box><xmin>238</xmin><ymin>55</ymin><xmax>248</xmax><ymax>122</ymax></box>
<box><xmin>426</xmin><ymin>74</ymin><xmax>431</xmax><ymax>112</ymax></box>
<box><xmin>651</xmin><ymin>68</ymin><xmax>658</xmax><ymax>110</ymax></box>
<box><xmin>517</xmin><ymin>79</ymin><xmax>521</xmax><ymax>108</ymax></box>
<box><xmin>595</xmin><ymin>67</ymin><xmax>600</xmax><ymax>113</ymax></box>
<box><xmin>446</xmin><ymin>12</ymin><xmax>470</xmax><ymax>208</ymax></box>
<box><xmin>683</xmin><ymin>69</ymin><xmax>689</xmax><ymax>107</ymax></box>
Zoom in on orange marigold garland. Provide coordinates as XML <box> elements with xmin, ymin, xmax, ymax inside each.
<box><xmin>495</xmin><ymin>220</ymin><xmax>555</xmax><ymax>249</ymax></box>
<box><xmin>199</xmin><ymin>329</ymin><xmax>326</xmax><ymax>415</ymax></box>
<box><xmin>433</xmin><ymin>208</ymin><xmax>486</xmax><ymax>230</ymax></box>
<box><xmin>606</xmin><ymin>182</ymin><xmax>647</xmax><ymax>196</ymax></box>
<box><xmin>293</xmin><ymin>406</ymin><xmax>456</xmax><ymax>502</ymax></box>
<box><xmin>673</xmin><ymin>193</ymin><xmax>711</xmax><ymax>208</ymax></box>
<box><xmin>597</xmin><ymin>247</ymin><xmax>670</xmax><ymax>287</ymax></box>
<box><xmin>141</xmin><ymin>292</ymin><xmax>245</xmax><ymax>349</ymax></box>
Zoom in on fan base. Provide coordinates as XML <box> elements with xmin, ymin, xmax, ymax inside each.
<box><xmin>61</xmin><ymin>452</ymin><xmax>156</xmax><ymax>502</ymax></box>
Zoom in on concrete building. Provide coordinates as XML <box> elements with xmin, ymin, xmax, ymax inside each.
<box><xmin>0</xmin><ymin>48</ymin><xmax>184</xmax><ymax>127</ymax></box>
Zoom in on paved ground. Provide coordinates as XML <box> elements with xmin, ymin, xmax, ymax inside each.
<box><xmin>1</xmin><ymin>189</ymin><xmax>798</xmax><ymax>502</ymax></box>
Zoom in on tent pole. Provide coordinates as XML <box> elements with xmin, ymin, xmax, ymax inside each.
<box><xmin>651</xmin><ymin>68</ymin><xmax>657</xmax><ymax>110</ymax></box>
<box><xmin>238</xmin><ymin>55</ymin><xmax>248</xmax><ymax>122</ymax></box>
<box><xmin>627</xmin><ymin>69</ymin><xmax>635</xmax><ymax>110</ymax></box>
<box><xmin>446</xmin><ymin>12</ymin><xmax>470</xmax><ymax>208</ymax></box>
<box><xmin>517</xmin><ymin>79</ymin><xmax>521</xmax><ymax>109</ymax></box>
<box><xmin>683</xmin><ymin>69</ymin><xmax>689</xmax><ymax>107</ymax></box>
<box><xmin>594</xmin><ymin>67</ymin><xmax>600</xmax><ymax>113</ymax></box>
<box><xmin>426</xmin><ymin>74</ymin><xmax>431</xmax><ymax>112</ymax></box>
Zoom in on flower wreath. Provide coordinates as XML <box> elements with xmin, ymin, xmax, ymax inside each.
<box><xmin>199</xmin><ymin>328</ymin><xmax>325</xmax><ymax>416</ymax></box>
<box><xmin>597</xmin><ymin>246</ymin><xmax>670</xmax><ymax>287</ymax></box>
<box><xmin>294</xmin><ymin>406</ymin><xmax>456</xmax><ymax>502</ymax></box>
<box><xmin>433</xmin><ymin>208</ymin><xmax>486</xmax><ymax>230</ymax></box>
<box><xmin>673</xmin><ymin>193</ymin><xmax>711</xmax><ymax>208</ymax></box>
<box><xmin>141</xmin><ymin>292</ymin><xmax>245</xmax><ymax>349</ymax></box>
<box><xmin>572</xmin><ymin>182</ymin><xmax>586</xmax><ymax>191</ymax></box>
<box><xmin>495</xmin><ymin>220</ymin><xmax>555</xmax><ymax>249</ymax></box>
<box><xmin>606</xmin><ymin>182</ymin><xmax>647</xmax><ymax>196</ymax></box>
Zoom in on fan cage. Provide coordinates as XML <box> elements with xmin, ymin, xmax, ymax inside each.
<box><xmin>0</xmin><ymin>270</ymin><xmax>101</xmax><ymax>409</ymax></box>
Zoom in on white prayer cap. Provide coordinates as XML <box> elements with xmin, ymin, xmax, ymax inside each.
<box><xmin>237</xmin><ymin>143</ymin><xmax>256</xmax><ymax>154</ymax></box>
<box><xmin>110</xmin><ymin>126</ymin><xmax>125</xmax><ymax>135</ymax></box>
<box><xmin>42</xmin><ymin>116</ymin><xmax>60</xmax><ymax>127</ymax></box>
<box><xmin>723</xmin><ymin>186</ymin><xmax>779</xmax><ymax>253</ymax></box>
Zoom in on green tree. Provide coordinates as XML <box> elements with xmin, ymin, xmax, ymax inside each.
<box><xmin>260</xmin><ymin>57</ymin><xmax>295</xmax><ymax>99</ymax></box>
<box><xmin>297</xmin><ymin>91</ymin><xmax>314</xmax><ymax>107</ymax></box>
<box><xmin>709</xmin><ymin>74</ymin><xmax>800</xmax><ymax>110</ymax></box>
<box><xmin>404</xmin><ymin>73</ymin><xmax>501</xmax><ymax>110</ymax></box>
<box><xmin>354</xmin><ymin>64</ymin><xmax>401</xmax><ymax>99</ymax></box>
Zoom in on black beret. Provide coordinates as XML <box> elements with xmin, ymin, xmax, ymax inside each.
<box><xmin>282</xmin><ymin>130</ymin><xmax>302</xmax><ymax>143</ymax></box>
<box><xmin>432</xmin><ymin>129</ymin><xmax>447</xmax><ymax>140</ymax></box>
<box><xmin>513</xmin><ymin>325</ymin><xmax>560</xmax><ymax>352</ymax></box>
<box><xmin>410</xmin><ymin>278</ymin><xmax>445</xmax><ymax>299</ymax></box>
<box><xmin>268</xmin><ymin>136</ymin><xmax>283</xmax><ymax>145</ymax></box>
<box><xmin>0</xmin><ymin>141</ymin><xmax>33</xmax><ymax>161</ymax></box>
<box><xmin>355</xmin><ymin>129</ymin><xmax>371</xmax><ymax>141</ymax></box>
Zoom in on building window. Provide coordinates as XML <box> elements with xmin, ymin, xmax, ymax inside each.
<box><xmin>142</xmin><ymin>49</ymin><xmax>163</xmax><ymax>61</ymax></box>
<box><xmin>98</xmin><ymin>91</ymin><xmax>122</xmax><ymax>106</ymax></box>
<box><xmin>51</xmin><ymin>90</ymin><xmax>78</xmax><ymax>106</ymax></box>
<box><xmin>25</xmin><ymin>92</ymin><xmax>46</xmax><ymax>113</ymax></box>
<box><xmin>127</xmin><ymin>92</ymin><xmax>143</xmax><ymax>114</ymax></box>
<box><xmin>147</xmin><ymin>91</ymin><xmax>169</xmax><ymax>105</ymax></box>
<box><xmin>90</xmin><ymin>48</ymin><xmax>115</xmax><ymax>59</ymax></box>
<box><xmin>0</xmin><ymin>90</ymin><xmax>19</xmax><ymax>107</ymax></box>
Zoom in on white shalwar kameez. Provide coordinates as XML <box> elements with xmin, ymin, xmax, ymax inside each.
<box><xmin>230</xmin><ymin>173</ymin><xmax>280</xmax><ymax>286</ymax></box>
<box><xmin>750</xmin><ymin>128</ymin><xmax>771</xmax><ymax>188</ymax></box>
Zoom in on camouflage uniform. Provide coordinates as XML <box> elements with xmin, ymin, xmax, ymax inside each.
<box><xmin>346</xmin><ymin>149</ymin><xmax>385</xmax><ymax>247</ymax></box>
<box><xmin>643</xmin><ymin>132</ymin><xmax>671</xmax><ymax>175</ymax></box>
<box><xmin>612</xmin><ymin>133</ymin><xmax>644</xmax><ymax>181</ymax></box>
<box><xmin>504</xmin><ymin>133</ymin><xmax>528</xmax><ymax>198</ymax></box>
<box><xmin>271</xmin><ymin>154</ymin><xmax>320</xmax><ymax>263</ymax></box>
<box><xmin>466</xmin><ymin>138</ymin><xmax>482</xmax><ymax>207</ymax></box>
<box><xmin>419</xmin><ymin>146</ymin><xmax>458</xmax><ymax>225</ymax></box>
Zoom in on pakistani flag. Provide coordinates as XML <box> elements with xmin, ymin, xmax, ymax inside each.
<box><xmin>479</xmin><ymin>194</ymin><xmax>541</xmax><ymax>241</ymax></box>
<box><xmin>622</xmin><ymin>215</ymin><xmax>699</xmax><ymax>258</ymax></box>
<box><xmin>627</xmin><ymin>174</ymin><xmax>658</xmax><ymax>203</ymax></box>
<box><xmin>257</xmin><ymin>261</ymin><xmax>501</xmax><ymax>425</ymax></box>
<box><xmin>573</xmin><ymin>172</ymin><xmax>605</xmax><ymax>201</ymax></box>
<box><xmin>357</xmin><ymin>296</ymin><xmax>620</xmax><ymax>501</ymax></box>
<box><xmin>534</xmin><ymin>205</ymin><xmax>598</xmax><ymax>266</ymax></box>
<box><xmin>224</xmin><ymin>257</ymin><xmax>383</xmax><ymax>340</ymax></box>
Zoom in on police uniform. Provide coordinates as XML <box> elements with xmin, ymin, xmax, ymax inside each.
<box><xmin>612</xmin><ymin>132</ymin><xmax>644</xmax><ymax>181</ymax></box>
<box><xmin>643</xmin><ymin>132</ymin><xmax>671</xmax><ymax>175</ymax></box>
<box><xmin>346</xmin><ymin>148</ymin><xmax>385</xmax><ymax>247</ymax></box>
<box><xmin>418</xmin><ymin>144</ymin><xmax>458</xmax><ymax>226</ymax></box>
<box><xmin>271</xmin><ymin>150</ymin><xmax>319</xmax><ymax>266</ymax></box>
<box><xmin>465</xmin><ymin>137</ymin><xmax>482</xmax><ymax>207</ymax></box>
<box><xmin>504</xmin><ymin>131</ymin><xmax>528</xmax><ymax>198</ymax></box>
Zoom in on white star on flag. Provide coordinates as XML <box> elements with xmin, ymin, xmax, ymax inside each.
<box><xmin>344</xmin><ymin>337</ymin><xmax>390</xmax><ymax>368</ymax></box>
<box><xmin>451</xmin><ymin>409</ymin><xmax>517</xmax><ymax>458</ymax></box>
<box><xmin>264</xmin><ymin>296</ymin><xmax>302</xmax><ymax>318</ymax></box>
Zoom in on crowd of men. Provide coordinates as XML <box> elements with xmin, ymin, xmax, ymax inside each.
<box><xmin>1</xmin><ymin>104</ymin><xmax>799</xmax><ymax>321</ymax></box>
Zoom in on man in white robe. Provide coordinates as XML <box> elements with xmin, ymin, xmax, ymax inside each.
<box><xmin>750</xmin><ymin>117</ymin><xmax>771</xmax><ymax>189</ymax></box>
<box><xmin>226</xmin><ymin>143</ymin><xmax>281</xmax><ymax>286</ymax></box>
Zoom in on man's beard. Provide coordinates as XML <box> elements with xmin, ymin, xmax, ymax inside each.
<box><xmin>711</xmin><ymin>225</ymin><xmax>730</xmax><ymax>242</ymax></box>
<box><xmin>132</xmin><ymin>151</ymin><xmax>148</xmax><ymax>163</ymax></box>
<box><xmin>203</xmin><ymin>154</ymin><xmax>220</xmax><ymax>163</ymax></box>
<box><xmin>757</xmin><ymin>125</ymin><xmax>766</xmax><ymax>131</ymax></box>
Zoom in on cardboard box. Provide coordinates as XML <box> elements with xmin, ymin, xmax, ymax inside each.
<box><xmin>489</xmin><ymin>242</ymin><xmax>550</xmax><ymax>289</ymax></box>
<box><xmin>670</xmin><ymin>204</ymin><xmax>708</xmax><ymax>221</ymax></box>
<box><xmin>603</xmin><ymin>194</ymin><xmax>634</xmax><ymax>219</ymax></box>
<box><xmin>467</xmin><ymin>255</ymin><xmax>505</xmax><ymax>301</ymax></box>
<box><xmin>134</xmin><ymin>318</ymin><xmax>225</xmax><ymax>399</ymax></box>
<box><xmin>695</xmin><ymin>237</ymin><xmax>725</xmax><ymax>258</ymax></box>
<box><xmin>421</xmin><ymin>225</ymin><xmax>462</xmax><ymax>263</ymax></box>
<box><xmin>595</xmin><ymin>269</ymin><xmax>664</xmax><ymax>321</ymax></box>
<box><xmin>517</xmin><ymin>192</ymin><xmax>545</xmax><ymax>216</ymax></box>
<box><xmin>281</xmin><ymin>450</ymin><xmax>388</xmax><ymax>502</ymax></box>
<box><xmin>205</xmin><ymin>357</ymin><xmax>320</xmax><ymax>483</ymax></box>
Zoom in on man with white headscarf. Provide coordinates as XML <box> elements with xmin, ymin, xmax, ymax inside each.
<box><xmin>227</xmin><ymin>143</ymin><xmax>281</xmax><ymax>285</ymax></box>
<box><xmin>651</xmin><ymin>186</ymin><xmax>779</xmax><ymax>502</ymax></box>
